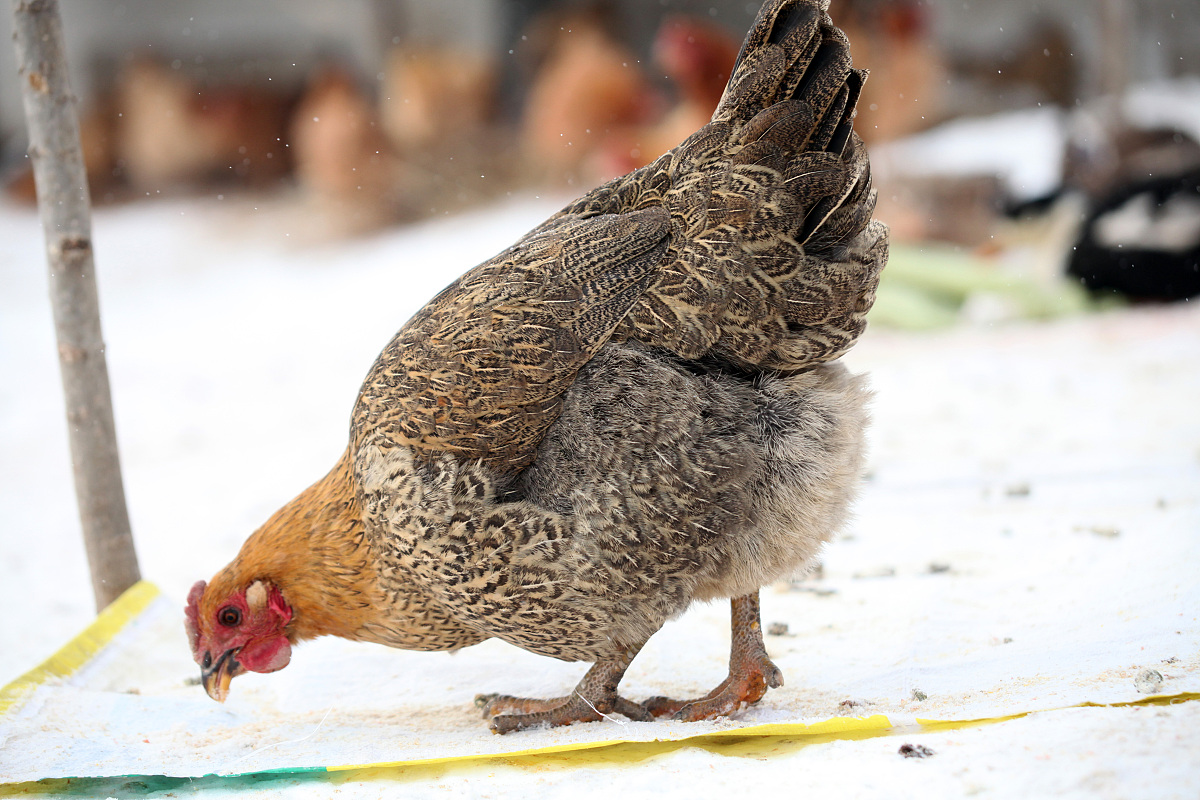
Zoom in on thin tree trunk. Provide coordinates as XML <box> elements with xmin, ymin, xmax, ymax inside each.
<box><xmin>11</xmin><ymin>0</ymin><xmax>140</xmax><ymax>610</ymax></box>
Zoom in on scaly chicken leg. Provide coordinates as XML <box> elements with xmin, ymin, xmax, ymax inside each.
<box><xmin>479</xmin><ymin>592</ymin><xmax>781</xmax><ymax>731</ymax></box>
<box><xmin>643</xmin><ymin>593</ymin><xmax>782</xmax><ymax>720</ymax></box>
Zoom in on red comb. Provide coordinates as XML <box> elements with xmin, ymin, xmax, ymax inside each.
<box><xmin>184</xmin><ymin>580</ymin><xmax>206</xmax><ymax>660</ymax></box>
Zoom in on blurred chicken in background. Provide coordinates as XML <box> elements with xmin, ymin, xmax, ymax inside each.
<box><xmin>3</xmin><ymin>90</ymin><xmax>118</xmax><ymax>204</ymax></box>
<box><xmin>289</xmin><ymin>65</ymin><xmax>411</xmax><ymax>236</ymax></box>
<box><xmin>832</xmin><ymin>0</ymin><xmax>946</xmax><ymax>145</ymax></box>
<box><xmin>380</xmin><ymin>45</ymin><xmax>497</xmax><ymax>154</ymax></box>
<box><xmin>115</xmin><ymin>58</ymin><xmax>292</xmax><ymax>194</ymax></box>
<box><xmin>5</xmin><ymin>57</ymin><xmax>294</xmax><ymax>204</ymax></box>
<box><xmin>1</xmin><ymin>0</ymin><xmax>1191</xmax><ymax>273</ymax></box>
<box><xmin>594</xmin><ymin>14</ymin><xmax>741</xmax><ymax>179</ymax></box>
<box><xmin>518</xmin><ymin>3</ymin><xmax>660</xmax><ymax>184</ymax></box>
<box><xmin>375</xmin><ymin>42</ymin><xmax>524</xmax><ymax>223</ymax></box>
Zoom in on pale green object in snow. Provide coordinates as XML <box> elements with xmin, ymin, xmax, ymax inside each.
<box><xmin>870</xmin><ymin>243</ymin><xmax>1105</xmax><ymax>330</ymax></box>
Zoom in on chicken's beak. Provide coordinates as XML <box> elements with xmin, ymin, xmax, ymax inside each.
<box><xmin>200</xmin><ymin>649</ymin><xmax>244</xmax><ymax>702</ymax></box>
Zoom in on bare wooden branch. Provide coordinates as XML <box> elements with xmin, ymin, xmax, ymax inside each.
<box><xmin>11</xmin><ymin>0</ymin><xmax>140</xmax><ymax>610</ymax></box>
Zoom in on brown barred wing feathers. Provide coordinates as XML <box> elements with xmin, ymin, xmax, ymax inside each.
<box><xmin>351</xmin><ymin>208</ymin><xmax>670</xmax><ymax>474</ymax></box>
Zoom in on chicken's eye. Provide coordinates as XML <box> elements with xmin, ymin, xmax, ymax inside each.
<box><xmin>218</xmin><ymin>606</ymin><xmax>242</xmax><ymax>627</ymax></box>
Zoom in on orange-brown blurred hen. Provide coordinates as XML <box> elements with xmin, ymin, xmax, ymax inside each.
<box><xmin>596</xmin><ymin>14</ymin><xmax>742</xmax><ymax>178</ymax></box>
<box><xmin>519</xmin><ymin>6</ymin><xmax>660</xmax><ymax>181</ymax></box>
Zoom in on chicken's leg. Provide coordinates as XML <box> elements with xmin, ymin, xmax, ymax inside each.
<box><xmin>476</xmin><ymin>646</ymin><xmax>651</xmax><ymax>734</ymax></box>
<box><xmin>643</xmin><ymin>593</ymin><xmax>783</xmax><ymax>721</ymax></box>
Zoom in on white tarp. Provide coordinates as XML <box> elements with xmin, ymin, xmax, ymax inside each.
<box><xmin>4</xmin><ymin>300</ymin><xmax>1197</xmax><ymax>782</ymax></box>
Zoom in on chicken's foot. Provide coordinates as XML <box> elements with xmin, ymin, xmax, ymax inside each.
<box><xmin>642</xmin><ymin>593</ymin><xmax>783</xmax><ymax>721</ymax></box>
<box><xmin>476</xmin><ymin>648</ymin><xmax>651</xmax><ymax>734</ymax></box>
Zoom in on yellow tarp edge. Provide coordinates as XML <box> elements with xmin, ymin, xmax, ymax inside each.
<box><xmin>319</xmin><ymin>694</ymin><xmax>1200</xmax><ymax>775</ymax></box>
<box><xmin>323</xmin><ymin>714</ymin><xmax>895</xmax><ymax>773</ymax></box>
<box><xmin>0</xmin><ymin>580</ymin><xmax>160</xmax><ymax>716</ymax></box>
<box><xmin>912</xmin><ymin>692</ymin><xmax>1200</xmax><ymax>730</ymax></box>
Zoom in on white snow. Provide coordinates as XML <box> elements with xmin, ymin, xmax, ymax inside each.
<box><xmin>1121</xmin><ymin>77</ymin><xmax>1200</xmax><ymax>147</ymax></box>
<box><xmin>2</xmin><ymin>192</ymin><xmax>1199</xmax><ymax>796</ymax></box>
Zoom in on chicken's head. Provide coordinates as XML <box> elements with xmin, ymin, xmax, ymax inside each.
<box><xmin>185</xmin><ymin>578</ymin><xmax>293</xmax><ymax>702</ymax></box>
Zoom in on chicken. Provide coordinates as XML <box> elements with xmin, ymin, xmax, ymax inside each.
<box><xmin>289</xmin><ymin>65</ymin><xmax>412</xmax><ymax>235</ymax></box>
<box><xmin>186</xmin><ymin>0</ymin><xmax>887</xmax><ymax>734</ymax></box>
<box><xmin>830</xmin><ymin>0</ymin><xmax>945</xmax><ymax>144</ymax></box>
<box><xmin>596</xmin><ymin>14</ymin><xmax>742</xmax><ymax>177</ymax></box>
<box><xmin>114</xmin><ymin>58</ymin><xmax>291</xmax><ymax>193</ymax></box>
<box><xmin>379</xmin><ymin>44</ymin><xmax>497</xmax><ymax>154</ymax></box>
<box><xmin>518</xmin><ymin>6</ymin><xmax>661</xmax><ymax>182</ymax></box>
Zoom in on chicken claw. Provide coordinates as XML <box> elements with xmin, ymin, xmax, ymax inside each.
<box><xmin>643</xmin><ymin>593</ymin><xmax>783</xmax><ymax>721</ymax></box>
<box><xmin>477</xmin><ymin>651</ymin><xmax>651</xmax><ymax>733</ymax></box>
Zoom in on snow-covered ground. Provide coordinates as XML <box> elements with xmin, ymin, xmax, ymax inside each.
<box><xmin>1</xmin><ymin>191</ymin><xmax>1198</xmax><ymax>797</ymax></box>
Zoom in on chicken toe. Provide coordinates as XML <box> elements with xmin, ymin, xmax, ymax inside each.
<box><xmin>480</xmin><ymin>650</ymin><xmax>650</xmax><ymax>733</ymax></box>
<box><xmin>643</xmin><ymin>593</ymin><xmax>783</xmax><ymax>721</ymax></box>
<box><xmin>476</xmin><ymin>692</ymin><xmax>568</xmax><ymax>717</ymax></box>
